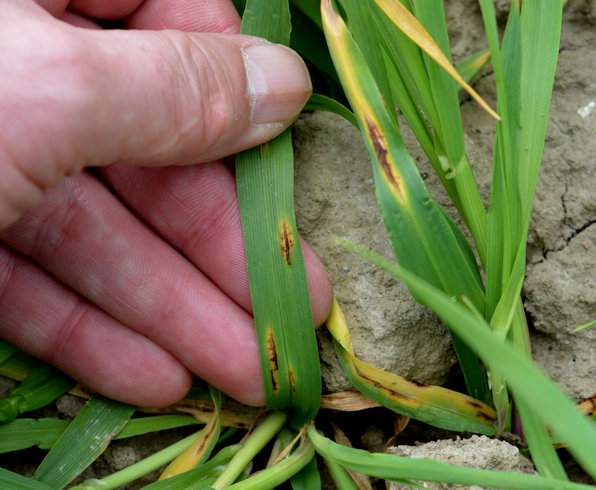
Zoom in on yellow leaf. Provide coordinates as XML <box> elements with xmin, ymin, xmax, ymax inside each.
<box><xmin>159</xmin><ymin>409</ymin><xmax>219</xmax><ymax>480</ymax></box>
<box><xmin>374</xmin><ymin>0</ymin><xmax>500</xmax><ymax>121</ymax></box>
<box><xmin>327</xmin><ymin>299</ymin><xmax>497</xmax><ymax>433</ymax></box>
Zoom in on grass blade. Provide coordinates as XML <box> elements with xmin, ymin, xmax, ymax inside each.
<box><xmin>0</xmin><ymin>352</ymin><xmax>36</xmax><ymax>381</ymax></box>
<box><xmin>117</xmin><ymin>415</ymin><xmax>200</xmax><ymax>439</ymax></box>
<box><xmin>308</xmin><ymin>426</ymin><xmax>594</xmax><ymax>490</ymax></box>
<box><xmin>304</xmin><ymin>93</ymin><xmax>357</xmax><ymax>126</ymax></box>
<box><xmin>73</xmin><ymin>433</ymin><xmax>213</xmax><ymax>490</ymax></box>
<box><xmin>290</xmin><ymin>0</ymin><xmax>321</xmax><ymax>28</ymax></box>
<box><xmin>339</xmin><ymin>240</ymin><xmax>596</xmax><ymax>478</ymax></box>
<box><xmin>212</xmin><ymin>412</ymin><xmax>288</xmax><ymax>489</ymax></box>
<box><xmin>34</xmin><ymin>396</ymin><xmax>134</xmax><ymax>489</ymax></box>
<box><xmin>326</xmin><ymin>298</ymin><xmax>496</xmax><ymax>435</ymax></box>
<box><xmin>290</xmin><ymin>452</ymin><xmax>321</xmax><ymax>490</ymax></box>
<box><xmin>478</xmin><ymin>0</ymin><xmax>565</xmax><ymax>474</ymax></box>
<box><xmin>0</xmin><ymin>415</ymin><xmax>200</xmax><ymax>454</ymax></box>
<box><xmin>0</xmin><ymin>340</ymin><xmax>18</xmax><ymax>364</ymax></box>
<box><xmin>373</xmin><ymin>0</ymin><xmax>498</xmax><ymax>120</ymax></box>
<box><xmin>159</xmin><ymin>388</ymin><xmax>222</xmax><ymax>479</ymax></box>
<box><xmin>227</xmin><ymin>437</ymin><xmax>315</xmax><ymax>490</ymax></box>
<box><xmin>574</xmin><ymin>319</ymin><xmax>596</xmax><ymax>332</ymax></box>
<box><xmin>517</xmin><ymin>398</ymin><xmax>568</xmax><ymax>480</ymax></box>
<box><xmin>140</xmin><ymin>446</ymin><xmax>240</xmax><ymax>490</ymax></box>
<box><xmin>350</xmin><ymin>1</ymin><xmax>488</xmax><ymax>264</ymax></box>
<box><xmin>0</xmin><ymin>469</ymin><xmax>54</xmax><ymax>490</ymax></box>
<box><xmin>290</xmin><ymin>4</ymin><xmax>344</xmax><ymax>99</ymax></box>
<box><xmin>456</xmin><ymin>49</ymin><xmax>490</xmax><ymax>85</ymax></box>
<box><xmin>0</xmin><ymin>418</ymin><xmax>68</xmax><ymax>453</ymax></box>
<box><xmin>237</xmin><ymin>0</ymin><xmax>321</xmax><ymax>425</ymax></box>
<box><xmin>321</xmin><ymin>0</ymin><xmax>489</xmax><ymax>401</ymax></box>
<box><xmin>325</xmin><ymin>457</ymin><xmax>360</xmax><ymax>490</ymax></box>
<box><xmin>518</xmin><ymin>0</ymin><xmax>562</xmax><ymax>222</ymax></box>
<box><xmin>0</xmin><ymin>363</ymin><xmax>74</xmax><ymax>423</ymax></box>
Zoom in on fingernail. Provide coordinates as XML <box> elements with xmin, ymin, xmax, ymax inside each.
<box><xmin>242</xmin><ymin>44</ymin><xmax>312</xmax><ymax>125</ymax></box>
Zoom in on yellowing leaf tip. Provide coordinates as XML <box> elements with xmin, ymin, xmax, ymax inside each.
<box><xmin>374</xmin><ymin>0</ymin><xmax>500</xmax><ymax>121</ymax></box>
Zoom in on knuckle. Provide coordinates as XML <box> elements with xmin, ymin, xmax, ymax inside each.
<box><xmin>28</xmin><ymin>26</ymin><xmax>96</xmax><ymax>104</ymax></box>
<box><xmin>156</xmin><ymin>31</ymin><xmax>239</xmax><ymax>157</ymax></box>
<box><xmin>217</xmin><ymin>19</ymin><xmax>241</xmax><ymax>35</ymax></box>
<box><xmin>1</xmin><ymin>24</ymin><xmax>95</xmax><ymax>181</ymax></box>
<box><xmin>0</xmin><ymin>246</ymin><xmax>16</xmax><ymax>304</ymax></box>
<box><xmin>0</xmin><ymin>144</ymin><xmax>45</xmax><ymax>230</ymax></box>
<box><xmin>50</xmin><ymin>299</ymin><xmax>88</xmax><ymax>364</ymax></box>
<box><xmin>28</xmin><ymin>177</ymin><xmax>88</xmax><ymax>262</ymax></box>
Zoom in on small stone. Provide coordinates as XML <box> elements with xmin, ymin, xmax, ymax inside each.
<box><xmin>104</xmin><ymin>445</ymin><xmax>139</xmax><ymax>471</ymax></box>
<box><xmin>387</xmin><ymin>435</ymin><xmax>535</xmax><ymax>490</ymax></box>
<box><xmin>360</xmin><ymin>425</ymin><xmax>386</xmax><ymax>453</ymax></box>
<box><xmin>56</xmin><ymin>395</ymin><xmax>85</xmax><ymax>419</ymax></box>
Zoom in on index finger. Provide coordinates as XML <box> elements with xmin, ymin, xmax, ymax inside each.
<box><xmin>67</xmin><ymin>0</ymin><xmax>144</xmax><ymax>19</ymax></box>
<box><xmin>126</xmin><ymin>0</ymin><xmax>240</xmax><ymax>33</ymax></box>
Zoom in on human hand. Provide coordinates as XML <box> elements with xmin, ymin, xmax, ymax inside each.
<box><xmin>0</xmin><ymin>0</ymin><xmax>332</xmax><ymax>407</ymax></box>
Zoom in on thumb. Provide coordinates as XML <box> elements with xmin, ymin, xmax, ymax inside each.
<box><xmin>82</xmin><ymin>28</ymin><xmax>312</xmax><ymax>164</ymax></box>
<box><xmin>0</xmin><ymin>7</ymin><xmax>310</xmax><ymax>228</ymax></box>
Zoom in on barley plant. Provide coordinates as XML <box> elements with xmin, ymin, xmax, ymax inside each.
<box><xmin>0</xmin><ymin>1</ymin><xmax>595</xmax><ymax>489</ymax></box>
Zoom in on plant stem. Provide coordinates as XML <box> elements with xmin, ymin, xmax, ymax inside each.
<box><xmin>453</xmin><ymin>154</ymin><xmax>488</xmax><ymax>267</ymax></box>
<box><xmin>71</xmin><ymin>431</ymin><xmax>201</xmax><ymax>489</ymax></box>
<box><xmin>212</xmin><ymin>412</ymin><xmax>287</xmax><ymax>489</ymax></box>
<box><xmin>227</xmin><ymin>438</ymin><xmax>315</xmax><ymax>489</ymax></box>
<box><xmin>325</xmin><ymin>457</ymin><xmax>359</xmax><ymax>490</ymax></box>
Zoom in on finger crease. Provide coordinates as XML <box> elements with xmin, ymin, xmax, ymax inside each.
<box><xmin>0</xmin><ymin>248</ymin><xmax>16</xmax><ymax>306</ymax></box>
<box><xmin>50</xmin><ymin>299</ymin><xmax>88</xmax><ymax>365</ymax></box>
<box><xmin>181</xmin><ymin>195</ymin><xmax>237</xmax><ymax>255</ymax></box>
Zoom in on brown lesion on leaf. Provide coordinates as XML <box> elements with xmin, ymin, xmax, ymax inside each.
<box><xmin>266</xmin><ymin>328</ymin><xmax>280</xmax><ymax>392</ymax></box>
<box><xmin>354</xmin><ymin>364</ymin><xmax>419</xmax><ymax>407</ymax></box>
<box><xmin>192</xmin><ymin>419</ymin><xmax>217</xmax><ymax>456</ymax></box>
<box><xmin>464</xmin><ymin>399</ymin><xmax>496</xmax><ymax>423</ymax></box>
<box><xmin>279</xmin><ymin>220</ymin><xmax>294</xmax><ymax>266</ymax></box>
<box><xmin>288</xmin><ymin>368</ymin><xmax>297</xmax><ymax>393</ymax></box>
<box><xmin>365</xmin><ymin>116</ymin><xmax>404</xmax><ymax>200</ymax></box>
<box><xmin>466</xmin><ymin>399</ymin><xmax>485</xmax><ymax>410</ymax></box>
<box><xmin>475</xmin><ymin>410</ymin><xmax>497</xmax><ymax>424</ymax></box>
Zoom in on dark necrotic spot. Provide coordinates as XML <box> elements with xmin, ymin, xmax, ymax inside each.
<box><xmin>279</xmin><ymin>221</ymin><xmax>294</xmax><ymax>266</ymax></box>
<box><xmin>476</xmin><ymin>410</ymin><xmax>497</xmax><ymax>424</ymax></box>
<box><xmin>354</xmin><ymin>365</ymin><xmax>415</xmax><ymax>403</ymax></box>
<box><xmin>365</xmin><ymin>118</ymin><xmax>400</xmax><ymax>192</ymax></box>
<box><xmin>288</xmin><ymin>368</ymin><xmax>297</xmax><ymax>393</ymax></box>
<box><xmin>266</xmin><ymin>329</ymin><xmax>280</xmax><ymax>392</ymax></box>
<box><xmin>466</xmin><ymin>399</ymin><xmax>485</xmax><ymax>409</ymax></box>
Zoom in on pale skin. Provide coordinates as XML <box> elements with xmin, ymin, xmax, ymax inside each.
<box><xmin>0</xmin><ymin>0</ymin><xmax>332</xmax><ymax>407</ymax></box>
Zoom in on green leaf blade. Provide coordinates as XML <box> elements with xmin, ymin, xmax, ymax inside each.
<box><xmin>309</xmin><ymin>427</ymin><xmax>594</xmax><ymax>490</ymax></box>
<box><xmin>237</xmin><ymin>0</ymin><xmax>321</xmax><ymax>425</ymax></box>
<box><xmin>321</xmin><ymin>0</ymin><xmax>489</xmax><ymax>401</ymax></box>
<box><xmin>0</xmin><ymin>469</ymin><xmax>54</xmax><ymax>490</ymax></box>
<box><xmin>34</xmin><ymin>396</ymin><xmax>135</xmax><ymax>489</ymax></box>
